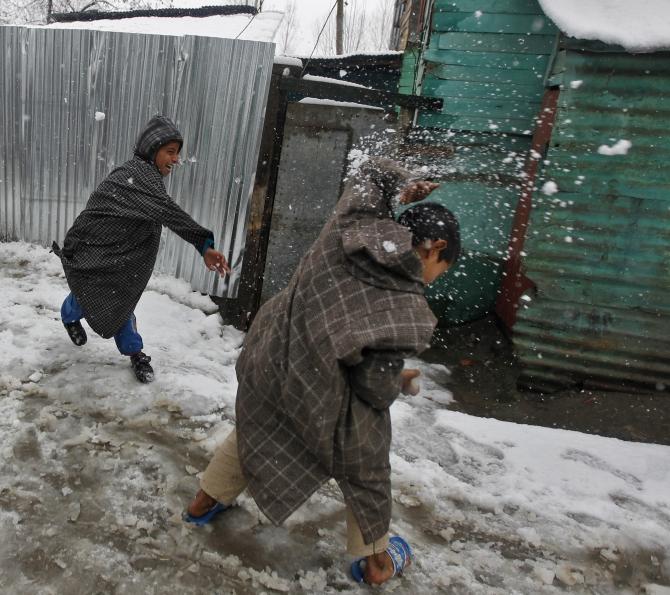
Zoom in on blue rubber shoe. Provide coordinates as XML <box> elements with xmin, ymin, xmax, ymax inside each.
<box><xmin>182</xmin><ymin>501</ymin><xmax>228</xmax><ymax>526</ymax></box>
<box><xmin>350</xmin><ymin>535</ymin><xmax>413</xmax><ymax>583</ymax></box>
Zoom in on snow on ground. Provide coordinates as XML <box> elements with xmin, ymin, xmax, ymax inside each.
<box><xmin>1</xmin><ymin>241</ymin><xmax>669</xmax><ymax>594</ymax></box>
<box><xmin>538</xmin><ymin>0</ymin><xmax>670</xmax><ymax>52</ymax></box>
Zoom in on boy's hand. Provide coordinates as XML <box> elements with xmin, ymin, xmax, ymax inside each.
<box><xmin>400</xmin><ymin>368</ymin><xmax>421</xmax><ymax>396</ymax></box>
<box><xmin>204</xmin><ymin>248</ymin><xmax>230</xmax><ymax>276</ymax></box>
<box><xmin>398</xmin><ymin>181</ymin><xmax>439</xmax><ymax>204</ymax></box>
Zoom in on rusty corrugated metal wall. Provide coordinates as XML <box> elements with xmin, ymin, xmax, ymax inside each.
<box><xmin>0</xmin><ymin>25</ymin><xmax>274</xmax><ymax>297</ymax></box>
<box><xmin>514</xmin><ymin>46</ymin><xmax>670</xmax><ymax>392</ymax></box>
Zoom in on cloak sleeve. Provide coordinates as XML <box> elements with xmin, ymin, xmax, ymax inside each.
<box><xmin>145</xmin><ymin>194</ymin><xmax>214</xmax><ymax>254</ymax></box>
<box><xmin>348</xmin><ymin>349</ymin><xmax>405</xmax><ymax>410</ymax></box>
<box><xmin>115</xmin><ymin>161</ymin><xmax>215</xmax><ymax>254</ymax></box>
<box><xmin>336</xmin><ymin>157</ymin><xmax>419</xmax><ymax>225</ymax></box>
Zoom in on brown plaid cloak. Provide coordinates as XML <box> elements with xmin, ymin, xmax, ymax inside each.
<box><xmin>235</xmin><ymin>158</ymin><xmax>437</xmax><ymax>544</ymax></box>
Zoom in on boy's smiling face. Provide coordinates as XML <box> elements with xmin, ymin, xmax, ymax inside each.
<box><xmin>154</xmin><ymin>141</ymin><xmax>181</xmax><ymax>176</ymax></box>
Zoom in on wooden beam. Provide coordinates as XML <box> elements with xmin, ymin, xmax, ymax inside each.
<box><xmin>279</xmin><ymin>76</ymin><xmax>443</xmax><ymax>111</ymax></box>
<box><xmin>217</xmin><ymin>63</ymin><xmax>295</xmax><ymax>330</ymax></box>
<box><xmin>495</xmin><ymin>87</ymin><xmax>560</xmax><ymax>331</ymax></box>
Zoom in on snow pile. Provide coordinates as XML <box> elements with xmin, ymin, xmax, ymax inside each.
<box><xmin>538</xmin><ymin>0</ymin><xmax>670</xmax><ymax>52</ymax></box>
<box><xmin>1</xmin><ymin>241</ymin><xmax>670</xmax><ymax>593</ymax></box>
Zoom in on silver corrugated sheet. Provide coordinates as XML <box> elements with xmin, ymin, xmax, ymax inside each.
<box><xmin>0</xmin><ymin>25</ymin><xmax>274</xmax><ymax>297</ymax></box>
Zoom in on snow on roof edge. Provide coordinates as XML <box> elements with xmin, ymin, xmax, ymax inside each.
<box><xmin>44</xmin><ymin>11</ymin><xmax>281</xmax><ymax>44</ymax></box>
<box><xmin>274</xmin><ymin>55</ymin><xmax>303</xmax><ymax>67</ymax></box>
<box><xmin>49</xmin><ymin>4</ymin><xmax>256</xmax><ymax>24</ymax></box>
<box><xmin>291</xmin><ymin>50</ymin><xmax>402</xmax><ymax>61</ymax></box>
<box><xmin>538</xmin><ymin>0</ymin><xmax>670</xmax><ymax>53</ymax></box>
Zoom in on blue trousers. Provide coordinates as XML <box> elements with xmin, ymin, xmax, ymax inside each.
<box><xmin>61</xmin><ymin>293</ymin><xmax>143</xmax><ymax>356</ymax></box>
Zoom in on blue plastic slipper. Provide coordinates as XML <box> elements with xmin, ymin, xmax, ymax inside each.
<box><xmin>182</xmin><ymin>501</ymin><xmax>228</xmax><ymax>526</ymax></box>
<box><xmin>350</xmin><ymin>535</ymin><xmax>413</xmax><ymax>583</ymax></box>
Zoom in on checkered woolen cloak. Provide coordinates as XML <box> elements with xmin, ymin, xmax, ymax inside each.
<box><xmin>58</xmin><ymin>116</ymin><xmax>214</xmax><ymax>338</ymax></box>
<box><xmin>235</xmin><ymin>158</ymin><xmax>437</xmax><ymax>545</ymax></box>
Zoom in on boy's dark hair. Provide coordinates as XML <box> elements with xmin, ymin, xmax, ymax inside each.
<box><xmin>397</xmin><ymin>203</ymin><xmax>461</xmax><ymax>264</ymax></box>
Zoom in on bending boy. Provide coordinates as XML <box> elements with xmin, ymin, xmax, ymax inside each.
<box><xmin>55</xmin><ymin>115</ymin><xmax>229</xmax><ymax>383</ymax></box>
<box><xmin>186</xmin><ymin>158</ymin><xmax>460</xmax><ymax>585</ymax></box>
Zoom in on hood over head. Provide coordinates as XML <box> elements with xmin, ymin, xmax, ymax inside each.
<box><xmin>134</xmin><ymin>115</ymin><xmax>183</xmax><ymax>163</ymax></box>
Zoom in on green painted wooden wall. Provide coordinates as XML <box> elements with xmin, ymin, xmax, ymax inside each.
<box><xmin>408</xmin><ymin>0</ymin><xmax>557</xmax><ymax>324</ymax></box>
<box><xmin>420</xmin><ymin>0</ymin><xmax>557</xmax><ymax>133</ymax></box>
<box><xmin>399</xmin><ymin>49</ymin><xmax>420</xmax><ymax>96</ymax></box>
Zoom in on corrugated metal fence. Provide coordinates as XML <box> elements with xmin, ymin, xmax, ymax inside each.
<box><xmin>515</xmin><ymin>48</ymin><xmax>670</xmax><ymax>392</ymax></box>
<box><xmin>0</xmin><ymin>25</ymin><xmax>274</xmax><ymax>297</ymax></box>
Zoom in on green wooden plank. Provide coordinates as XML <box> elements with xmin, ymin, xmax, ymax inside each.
<box><xmin>398</xmin><ymin>49</ymin><xmax>418</xmax><ymax>94</ymax></box>
<box><xmin>439</xmin><ymin>96</ymin><xmax>541</xmax><ymax>119</ymax></box>
<box><xmin>435</xmin><ymin>0</ymin><xmax>543</xmax><ymax>13</ymax></box>
<box><xmin>422</xmin><ymin>77</ymin><xmax>544</xmax><ymax>100</ymax></box>
<box><xmin>426</xmin><ymin>62</ymin><xmax>546</xmax><ymax>84</ymax></box>
<box><xmin>427</xmin><ymin>130</ymin><xmax>532</xmax><ymax>151</ymax></box>
<box><xmin>424</xmin><ymin>48</ymin><xmax>549</xmax><ymax>70</ymax></box>
<box><xmin>437</xmin><ymin>31</ymin><xmax>556</xmax><ymax>54</ymax></box>
<box><xmin>446</xmin><ymin>149</ymin><xmax>529</xmax><ymax>173</ymax></box>
<box><xmin>418</xmin><ymin>111</ymin><xmax>535</xmax><ymax>133</ymax></box>
<box><xmin>433</xmin><ymin>12</ymin><xmax>557</xmax><ymax>34</ymax></box>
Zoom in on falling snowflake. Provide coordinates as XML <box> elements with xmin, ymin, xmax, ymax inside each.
<box><xmin>541</xmin><ymin>181</ymin><xmax>559</xmax><ymax>195</ymax></box>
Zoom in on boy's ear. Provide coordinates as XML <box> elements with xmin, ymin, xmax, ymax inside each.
<box><xmin>432</xmin><ymin>239</ymin><xmax>448</xmax><ymax>252</ymax></box>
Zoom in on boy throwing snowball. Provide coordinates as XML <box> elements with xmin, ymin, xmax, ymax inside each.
<box><xmin>185</xmin><ymin>157</ymin><xmax>460</xmax><ymax>585</ymax></box>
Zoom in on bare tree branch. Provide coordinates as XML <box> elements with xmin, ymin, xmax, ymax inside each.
<box><xmin>313</xmin><ymin>0</ymin><xmax>394</xmax><ymax>56</ymax></box>
<box><xmin>276</xmin><ymin>0</ymin><xmax>298</xmax><ymax>55</ymax></box>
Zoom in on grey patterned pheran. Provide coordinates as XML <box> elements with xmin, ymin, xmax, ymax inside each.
<box><xmin>57</xmin><ymin>116</ymin><xmax>214</xmax><ymax>338</ymax></box>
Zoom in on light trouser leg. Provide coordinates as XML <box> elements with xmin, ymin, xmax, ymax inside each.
<box><xmin>346</xmin><ymin>506</ymin><xmax>390</xmax><ymax>557</ymax></box>
<box><xmin>201</xmin><ymin>429</ymin><xmax>390</xmax><ymax>555</ymax></box>
<box><xmin>114</xmin><ymin>313</ymin><xmax>143</xmax><ymax>355</ymax></box>
<box><xmin>200</xmin><ymin>429</ymin><xmax>248</xmax><ymax>506</ymax></box>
